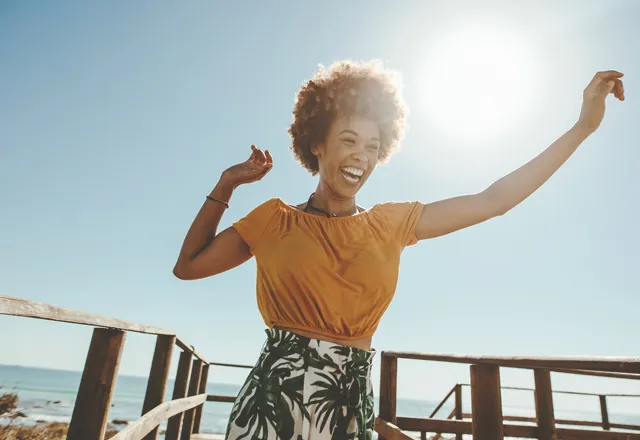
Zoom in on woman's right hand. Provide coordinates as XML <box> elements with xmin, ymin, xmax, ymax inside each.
<box><xmin>221</xmin><ymin>145</ymin><xmax>273</xmax><ymax>189</ymax></box>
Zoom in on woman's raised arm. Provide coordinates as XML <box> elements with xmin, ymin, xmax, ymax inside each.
<box><xmin>173</xmin><ymin>146</ymin><xmax>273</xmax><ymax>280</ymax></box>
<box><xmin>415</xmin><ymin>70</ymin><xmax>625</xmax><ymax>240</ymax></box>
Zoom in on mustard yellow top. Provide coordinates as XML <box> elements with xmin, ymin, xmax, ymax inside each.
<box><xmin>232</xmin><ymin>198</ymin><xmax>424</xmax><ymax>340</ymax></box>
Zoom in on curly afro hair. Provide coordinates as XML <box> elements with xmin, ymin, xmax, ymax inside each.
<box><xmin>288</xmin><ymin>60</ymin><xmax>407</xmax><ymax>175</ymax></box>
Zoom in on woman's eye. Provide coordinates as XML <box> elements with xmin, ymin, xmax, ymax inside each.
<box><xmin>342</xmin><ymin>138</ymin><xmax>356</xmax><ymax>145</ymax></box>
<box><xmin>367</xmin><ymin>144</ymin><xmax>379</xmax><ymax>151</ymax></box>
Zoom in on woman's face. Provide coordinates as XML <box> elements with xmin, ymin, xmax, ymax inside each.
<box><xmin>314</xmin><ymin>114</ymin><xmax>380</xmax><ymax>198</ymax></box>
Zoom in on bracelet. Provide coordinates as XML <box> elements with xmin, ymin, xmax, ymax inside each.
<box><xmin>206</xmin><ymin>195</ymin><xmax>229</xmax><ymax>209</ymax></box>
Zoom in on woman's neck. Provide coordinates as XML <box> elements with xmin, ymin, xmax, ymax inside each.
<box><xmin>310</xmin><ymin>183</ymin><xmax>358</xmax><ymax>217</ymax></box>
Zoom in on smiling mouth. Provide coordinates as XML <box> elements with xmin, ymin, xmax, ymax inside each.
<box><xmin>340</xmin><ymin>166</ymin><xmax>364</xmax><ymax>184</ymax></box>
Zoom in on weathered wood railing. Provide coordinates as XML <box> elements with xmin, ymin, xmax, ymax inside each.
<box><xmin>6</xmin><ymin>295</ymin><xmax>638</xmax><ymax>440</ymax></box>
<box><xmin>0</xmin><ymin>295</ymin><xmax>253</xmax><ymax>440</ymax></box>
<box><xmin>462</xmin><ymin>384</ymin><xmax>640</xmax><ymax>431</ymax></box>
<box><xmin>425</xmin><ymin>383</ymin><xmax>640</xmax><ymax>440</ymax></box>
<box><xmin>378</xmin><ymin>352</ymin><xmax>640</xmax><ymax>440</ymax></box>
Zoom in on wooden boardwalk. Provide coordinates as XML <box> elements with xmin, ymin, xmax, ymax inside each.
<box><xmin>2</xmin><ymin>294</ymin><xmax>640</xmax><ymax>440</ymax></box>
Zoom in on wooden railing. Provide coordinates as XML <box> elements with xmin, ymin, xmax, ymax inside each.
<box><xmin>6</xmin><ymin>295</ymin><xmax>639</xmax><ymax>440</ymax></box>
<box><xmin>0</xmin><ymin>295</ymin><xmax>257</xmax><ymax>440</ymax></box>
<box><xmin>378</xmin><ymin>351</ymin><xmax>640</xmax><ymax>440</ymax></box>
<box><xmin>425</xmin><ymin>383</ymin><xmax>640</xmax><ymax>440</ymax></box>
<box><xmin>462</xmin><ymin>384</ymin><xmax>640</xmax><ymax>432</ymax></box>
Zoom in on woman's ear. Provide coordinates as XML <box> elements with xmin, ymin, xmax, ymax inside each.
<box><xmin>311</xmin><ymin>144</ymin><xmax>319</xmax><ymax>156</ymax></box>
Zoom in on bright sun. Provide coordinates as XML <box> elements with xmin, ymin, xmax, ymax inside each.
<box><xmin>421</xmin><ymin>26</ymin><xmax>537</xmax><ymax>143</ymax></box>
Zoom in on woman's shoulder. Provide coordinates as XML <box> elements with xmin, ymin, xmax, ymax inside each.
<box><xmin>369</xmin><ymin>200</ymin><xmax>425</xmax><ymax>246</ymax></box>
<box><xmin>370</xmin><ymin>200</ymin><xmax>424</xmax><ymax>218</ymax></box>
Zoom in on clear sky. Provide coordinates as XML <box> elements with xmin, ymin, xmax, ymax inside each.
<box><xmin>1</xmin><ymin>1</ymin><xmax>639</xmax><ymax>415</ymax></box>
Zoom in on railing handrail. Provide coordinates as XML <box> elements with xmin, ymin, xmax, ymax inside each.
<box><xmin>383</xmin><ymin>351</ymin><xmax>640</xmax><ymax>374</ymax></box>
<box><xmin>110</xmin><ymin>393</ymin><xmax>207</xmax><ymax>440</ymax></box>
<box><xmin>175</xmin><ymin>337</ymin><xmax>209</xmax><ymax>363</ymax></box>
<box><xmin>206</xmin><ymin>394</ymin><xmax>238</xmax><ymax>403</ymax></box>
<box><xmin>541</xmin><ymin>367</ymin><xmax>640</xmax><ymax>380</ymax></box>
<box><xmin>380</xmin><ymin>355</ymin><xmax>640</xmax><ymax>440</ymax></box>
<box><xmin>0</xmin><ymin>295</ymin><xmax>256</xmax><ymax>371</ymax></box>
<box><xmin>459</xmin><ymin>382</ymin><xmax>640</xmax><ymax>397</ymax></box>
<box><xmin>209</xmin><ymin>361</ymin><xmax>253</xmax><ymax>369</ymax></box>
<box><xmin>0</xmin><ymin>295</ymin><xmax>174</xmax><ymax>336</ymax></box>
<box><xmin>428</xmin><ymin>384</ymin><xmax>457</xmax><ymax>418</ymax></box>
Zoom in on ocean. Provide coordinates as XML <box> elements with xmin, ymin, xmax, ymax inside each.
<box><xmin>1</xmin><ymin>364</ymin><xmax>638</xmax><ymax>437</ymax></box>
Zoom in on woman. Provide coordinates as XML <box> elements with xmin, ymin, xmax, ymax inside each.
<box><xmin>173</xmin><ymin>61</ymin><xmax>625</xmax><ymax>440</ymax></box>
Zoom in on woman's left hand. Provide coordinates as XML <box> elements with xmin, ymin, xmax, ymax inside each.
<box><xmin>577</xmin><ymin>70</ymin><xmax>625</xmax><ymax>134</ymax></box>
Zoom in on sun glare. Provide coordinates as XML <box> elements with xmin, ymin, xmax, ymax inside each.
<box><xmin>421</xmin><ymin>26</ymin><xmax>537</xmax><ymax>143</ymax></box>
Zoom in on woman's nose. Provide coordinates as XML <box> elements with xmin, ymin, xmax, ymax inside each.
<box><xmin>351</xmin><ymin>149</ymin><xmax>367</xmax><ymax>161</ymax></box>
<box><xmin>352</xmin><ymin>143</ymin><xmax>368</xmax><ymax>161</ymax></box>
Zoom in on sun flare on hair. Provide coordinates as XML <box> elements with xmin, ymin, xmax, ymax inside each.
<box><xmin>422</xmin><ymin>26</ymin><xmax>538</xmax><ymax>143</ymax></box>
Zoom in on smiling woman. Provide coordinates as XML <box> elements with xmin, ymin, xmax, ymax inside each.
<box><xmin>173</xmin><ymin>58</ymin><xmax>624</xmax><ymax>440</ymax></box>
<box><xmin>422</xmin><ymin>26</ymin><xmax>538</xmax><ymax>142</ymax></box>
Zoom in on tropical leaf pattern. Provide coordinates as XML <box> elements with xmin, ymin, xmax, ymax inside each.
<box><xmin>225</xmin><ymin>328</ymin><xmax>375</xmax><ymax>440</ymax></box>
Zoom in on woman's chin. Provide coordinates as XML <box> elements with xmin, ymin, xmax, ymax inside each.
<box><xmin>336</xmin><ymin>184</ymin><xmax>363</xmax><ymax>199</ymax></box>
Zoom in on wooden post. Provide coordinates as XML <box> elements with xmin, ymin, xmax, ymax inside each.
<box><xmin>600</xmin><ymin>395</ymin><xmax>610</xmax><ymax>430</ymax></box>
<box><xmin>181</xmin><ymin>358</ymin><xmax>203</xmax><ymax>440</ymax></box>
<box><xmin>534</xmin><ymin>369</ymin><xmax>557</xmax><ymax>440</ymax></box>
<box><xmin>455</xmin><ymin>384</ymin><xmax>463</xmax><ymax>440</ymax></box>
<box><xmin>470</xmin><ymin>364</ymin><xmax>504</xmax><ymax>440</ymax></box>
<box><xmin>193</xmin><ymin>363</ymin><xmax>209</xmax><ymax>433</ymax></box>
<box><xmin>141</xmin><ymin>334</ymin><xmax>176</xmax><ymax>440</ymax></box>
<box><xmin>68</xmin><ymin>328</ymin><xmax>126</xmax><ymax>440</ymax></box>
<box><xmin>378</xmin><ymin>353</ymin><xmax>398</xmax><ymax>440</ymax></box>
<box><xmin>165</xmin><ymin>349</ymin><xmax>193</xmax><ymax>440</ymax></box>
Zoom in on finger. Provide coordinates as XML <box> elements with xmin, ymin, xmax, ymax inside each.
<box><xmin>595</xmin><ymin>78</ymin><xmax>618</xmax><ymax>98</ymax></box>
<box><xmin>248</xmin><ymin>145</ymin><xmax>258</xmax><ymax>163</ymax></box>
<box><xmin>250</xmin><ymin>144</ymin><xmax>263</xmax><ymax>164</ymax></box>
<box><xmin>606</xmin><ymin>79</ymin><xmax>624</xmax><ymax>100</ymax></box>
<box><xmin>609</xmin><ymin>79</ymin><xmax>620</xmax><ymax>99</ymax></box>
<box><xmin>249</xmin><ymin>158</ymin><xmax>272</xmax><ymax>171</ymax></box>
<box><xmin>265</xmin><ymin>149</ymin><xmax>273</xmax><ymax>166</ymax></box>
<box><xmin>596</xmin><ymin>70</ymin><xmax>624</xmax><ymax>79</ymax></box>
<box><xmin>606</xmin><ymin>80</ymin><xmax>616</xmax><ymax>95</ymax></box>
<box><xmin>615</xmin><ymin>79</ymin><xmax>625</xmax><ymax>101</ymax></box>
<box><xmin>254</xmin><ymin>147</ymin><xmax>267</xmax><ymax>166</ymax></box>
<box><xmin>260</xmin><ymin>158</ymin><xmax>274</xmax><ymax>174</ymax></box>
<box><xmin>587</xmin><ymin>70</ymin><xmax>624</xmax><ymax>91</ymax></box>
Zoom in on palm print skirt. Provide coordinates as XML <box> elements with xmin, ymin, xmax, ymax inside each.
<box><xmin>224</xmin><ymin>328</ymin><xmax>376</xmax><ymax>440</ymax></box>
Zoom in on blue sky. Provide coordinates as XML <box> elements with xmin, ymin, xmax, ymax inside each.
<box><xmin>1</xmin><ymin>1</ymin><xmax>639</xmax><ymax>414</ymax></box>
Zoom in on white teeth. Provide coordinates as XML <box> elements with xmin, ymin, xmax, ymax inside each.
<box><xmin>342</xmin><ymin>173</ymin><xmax>359</xmax><ymax>183</ymax></box>
<box><xmin>342</xmin><ymin>167</ymin><xmax>364</xmax><ymax>177</ymax></box>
